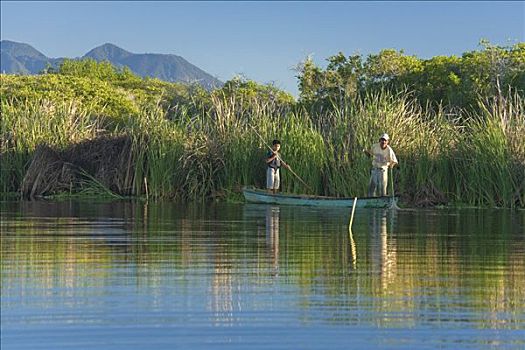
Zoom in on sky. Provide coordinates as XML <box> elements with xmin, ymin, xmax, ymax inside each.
<box><xmin>1</xmin><ymin>1</ymin><xmax>524</xmax><ymax>96</ymax></box>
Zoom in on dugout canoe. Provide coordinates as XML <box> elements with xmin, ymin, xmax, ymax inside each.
<box><xmin>243</xmin><ymin>187</ymin><xmax>397</xmax><ymax>208</ymax></box>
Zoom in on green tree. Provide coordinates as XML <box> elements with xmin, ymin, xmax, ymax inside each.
<box><xmin>295</xmin><ymin>41</ymin><xmax>525</xmax><ymax>114</ymax></box>
<box><xmin>416</xmin><ymin>55</ymin><xmax>463</xmax><ymax>108</ymax></box>
<box><xmin>363</xmin><ymin>49</ymin><xmax>422</xmax><ymax>89</ymax></box>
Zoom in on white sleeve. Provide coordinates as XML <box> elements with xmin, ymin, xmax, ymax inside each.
<box><xmin>389</xmin><ymin>147</ymin><xmax>398</xmax><ymax>164</ymax></box>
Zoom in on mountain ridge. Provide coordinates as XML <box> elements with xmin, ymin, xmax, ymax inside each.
<box><xmin>0</xmin><ymin>40</ymin><xmax>222</xmax><ymax>89</ymax></box>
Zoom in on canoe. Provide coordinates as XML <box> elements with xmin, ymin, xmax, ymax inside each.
<box><xmin>243</xmin><ymin>187</ymin><xmax>397</xmax><ymax>208</ymax></box>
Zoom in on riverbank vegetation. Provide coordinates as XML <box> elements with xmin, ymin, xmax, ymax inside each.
<box><xmin>1</xmin><ymin>42</ymin><xmax>524</xmax><ymax>207</ymax></box>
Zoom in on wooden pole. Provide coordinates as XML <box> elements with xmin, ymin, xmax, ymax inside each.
<box><xmin>348</xmin><ymin>197</ymin><xmax>358</xmax><ymax>269</ymax></box>
<box><xmin>348</xmin><ymin>197</ymin><xmax>358</xmax><ymax>231</ymax></box>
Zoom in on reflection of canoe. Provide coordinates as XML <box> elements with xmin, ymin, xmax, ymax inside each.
<box><xmin>243</xmin><ymin>187</ymin><xmax>397</xmax><ymax>208</ymax></box>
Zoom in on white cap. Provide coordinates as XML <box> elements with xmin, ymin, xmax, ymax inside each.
<box><xmin>380</xmin><ymin>133</ymin><xmax>390</xmax><ymax>141</ymax></box>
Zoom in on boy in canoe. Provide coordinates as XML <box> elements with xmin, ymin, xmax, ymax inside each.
<box><xmin>364</xmin><ymin>133</ymin><xmax>398</xmax><ymax>197</ymax></box>
<box><xmin>266</xmin><ymin>139</ymin><xmax>290</xmax><ymax>194</ymax></box>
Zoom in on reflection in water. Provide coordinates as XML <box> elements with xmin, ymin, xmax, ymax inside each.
<box><xmin>1</xmin><ymin>201</ymin><xmax>524</xmax><ymax>349</ymax></box>
<box><xmin>210</xmin><ymin>252</ymin><xmax>237</xmax><ymax>326</ymax></box>
<box><xmin>209</xmin><ymin>205</ymin><xmax>280</xmax><ymax>325</ymax></box>
<box><xmin>347</xmin><ymin>223</ymin><xmax>357</xmax><ymax>270</ymax></box>
<box><xmin>369</xmin><ymin>209</ymin><xmax>397</xmax><ymax>292</ymax></box>
<box><xmin>265</xmin><ymin>206</ymin><xmax>280</xmax><ymax>274</ymax></box>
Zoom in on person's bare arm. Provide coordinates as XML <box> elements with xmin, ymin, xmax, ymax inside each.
<box><xmin>266</xmin><ymin>152</ymin><xmax>277</xmax><ymax>164</ymax></box>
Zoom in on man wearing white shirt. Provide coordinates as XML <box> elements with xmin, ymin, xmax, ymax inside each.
<box><xmin>364</xmin><ymin>133</ymin><xmax>398</xmax><ymax>197</ymax></box>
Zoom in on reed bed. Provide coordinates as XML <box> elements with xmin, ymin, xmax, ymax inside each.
<box><xmin>1</xmin><ymin>86</ymin><xmax>524</xmax><ymax>207</ymax></box>
<box><xmin>452</xmin><ymin>94</ymin><xmax>525</xmax><ymax>207</ymax></box>
<box><xmin>1</xmin><ymin>98</ymin><xmax>101</xmax><ymax>193</ymax></box>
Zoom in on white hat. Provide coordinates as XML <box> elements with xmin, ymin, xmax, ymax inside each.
<box><xmin>380</xmin><ymin>133</ymin><xmax>390</xmax><ymax>141</ymax></box>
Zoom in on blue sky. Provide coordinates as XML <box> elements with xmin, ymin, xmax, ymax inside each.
<box><xmin>1</xmin><ymin>1</ymin><xmax>524</xmax><ymax>96</ymax></box>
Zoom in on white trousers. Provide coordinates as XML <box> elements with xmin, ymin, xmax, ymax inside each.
<box><xmin>266</xmin><ymin>167</ymin><xmax>280</xmax><ymax>190</ymax></box>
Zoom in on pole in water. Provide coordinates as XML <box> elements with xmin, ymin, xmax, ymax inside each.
<box><xmin>348</xmin><ymin>197</ymin><xmax>358</xmax><ymax>269</ymax></box>
<box><xmin>389</xmin><ymin>167</ymin><xmax>401</xmax><ymax>210</ymax></box>
<box><xmin>348</xmin><ymin>197</ymin><xmax>357</xmax><ymax>231</ymax></box>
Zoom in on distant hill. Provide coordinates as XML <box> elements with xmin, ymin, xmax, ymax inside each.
<box><xmin>82</xmin><ymin>43</ymin><xmax>222</xmax><ymax>89</ymax></box>
<box><xmin>0</xmin><ymin>40</ymin><xmax>59</xmax><ymax>75</ymax></box>
<box><xmin>1</xmin><ymin>40</ymin><xmax>222</xmax><ymax>89</ymax></box>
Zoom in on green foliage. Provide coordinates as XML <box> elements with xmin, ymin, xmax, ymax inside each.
<box><xmin>296</xmin><ymin>42</ymin><xmax>525</xmax><ymax>112</ymax></box>
<box><xmin>1</xmin><ymin>74</ymin><xmax>139</xmax><ymax>120</ymax></box>
<box><xmin>365</xmin><ymin>49</ymin><xmax>423</xmax><ymax>88</ymax></box>
<box><xmin>417</xmin><ymin>55</ymin><xmax>463</xmax><ymax>107</ymax></box>
<box><xmin>219</xmin><ymin>75</ymin><xmax>295</xmax><ymax>105</ymax></box>
<box><xmin>58</xmin><ymin>58</ymin><xmax>124</xmax><ymax>80</ymax></box>
<box><xmin>1</xmin><ymin>47</ymin><xmax>524</xmax><ymax>207</ymax></box>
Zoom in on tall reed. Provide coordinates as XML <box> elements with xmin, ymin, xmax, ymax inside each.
<box><xmin>2</xmin><ymin>80</ymin><xmax>524</xmax><ymax>207</ymax></box>
<box><xmin>1</xmin><ymin>99</ymin><xmax>100</xmax><ymax>193</ymax></box>
<box><xmin>309</xmin><ymin>90</ymin><xmax>459</xmax><ymax>200</ymax></box>
<box><xmin>452</xmin><ymin>93</ymin><xmax>524</xmax><ymax>207</ymax></box>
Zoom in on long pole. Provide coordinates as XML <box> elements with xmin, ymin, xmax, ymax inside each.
<box><xmin>389</xmin><ymin>167</ymin><xmax>400</xmax><ymax>210</ymax></box>
<box><xmin>249</xmin><ymin>125</ymin><xmax>314</xmax><ymax>192</ymax></box>
<box><xmin>348</xmin><ymin>197</ymin><xmax>357</xmax><ymax>269</ymax></box>
<box><xmin>348</xmin><ymin>197</ymin><xmax>358</xmax><ymax>230</ymax></box>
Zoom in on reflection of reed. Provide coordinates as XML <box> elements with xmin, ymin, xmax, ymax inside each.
<box><xmin>265</xmin><ymin>206</ymin><xmax>280</xmax><ymax>274</ymax></box>
<box><xmin>210</xmin><ymin>259</ymin><xmax>236</xmax><ymax>325</ymax></box>
<box><xmin>3</xmin><ymin>202</ymin><xmax>525</xmax><ymax>331</ymax></box>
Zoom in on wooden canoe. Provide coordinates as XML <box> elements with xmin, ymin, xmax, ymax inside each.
<box><xmin>243</xmin><ymin>187</ymin><xmax>397</xmax><ymax>208</ymax></box>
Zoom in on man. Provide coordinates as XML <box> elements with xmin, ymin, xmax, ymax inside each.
<box><xmin>266</xmin><ymin>139</ymin><xmax>290</xmax><ymax>194</ymax></box>
<box><xmin>364</xmin><ymin>133</ymin><xmax>398</xmax><ymax>197</ymax></box>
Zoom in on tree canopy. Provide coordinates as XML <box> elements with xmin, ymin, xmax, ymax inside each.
<box><xmin>296</xmin><ymin>41</ymin><xmax>525</xmax><ymax>112</ymax></box>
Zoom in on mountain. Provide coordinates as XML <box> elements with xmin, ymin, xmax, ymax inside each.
<box><xmin>1</xmin><ymin>40</ymin><xmax>222</xmax><ymax>89</ymax></box>
<box><xmin>1</xmin><ymin>51</ymin><xmax>30</xmax><ymax>74</ymax></box>
<box><xmin>83</xmin><ymin>43</ymin><xmax>132</xmax><ymax>62</ymax></box>
<box><xmin>0</xmin><ymin>40</ymin><xmax>48</xmax><ymax>60</ymax></box>
<box><xmin>0</xmin><ymin>40</ymin><xmax>54</xmax><ymax>74</ymax></box>
<box><xmin>83</xmin><ymin>43</ymin><xmax>222</xmax><ymax>89</ymax></box>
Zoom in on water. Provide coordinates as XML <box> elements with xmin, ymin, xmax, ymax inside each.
<box><xmin>1</xmin><ymin>201</ymin><xmax>524</xmax><ymax>349</ymax></box>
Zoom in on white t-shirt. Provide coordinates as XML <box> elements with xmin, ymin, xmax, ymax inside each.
<box><xmin>370</xmin><ymin>143</ymin><xmax>398</xmax><ymax>169</ymax></box>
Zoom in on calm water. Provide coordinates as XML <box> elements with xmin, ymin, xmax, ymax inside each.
<box><xmin>1</xmin><ymin>200</ymin><xmax>524</xmax><ymax>349</ymax></box>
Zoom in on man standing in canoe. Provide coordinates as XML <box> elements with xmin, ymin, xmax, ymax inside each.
<box><xmin>266</xmin><ymin>139</ymin><xmax>290</xmax><ymax>194</ymax></box>
<box><xmin>364</xmin><ymin>133</ymin><xmax>398</xmax><ymax>197</ymax></box>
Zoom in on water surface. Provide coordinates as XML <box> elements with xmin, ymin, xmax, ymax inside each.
<box><xmin>1</xmin><ymin>201</ymin><xmax>524</xmax><ymax>349</ymax></box>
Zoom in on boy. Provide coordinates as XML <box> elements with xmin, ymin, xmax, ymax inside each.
<box><xmin>266</xmin><ymin>140</ymin><xmax>290</xmax><ymax>194</ymax></box>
